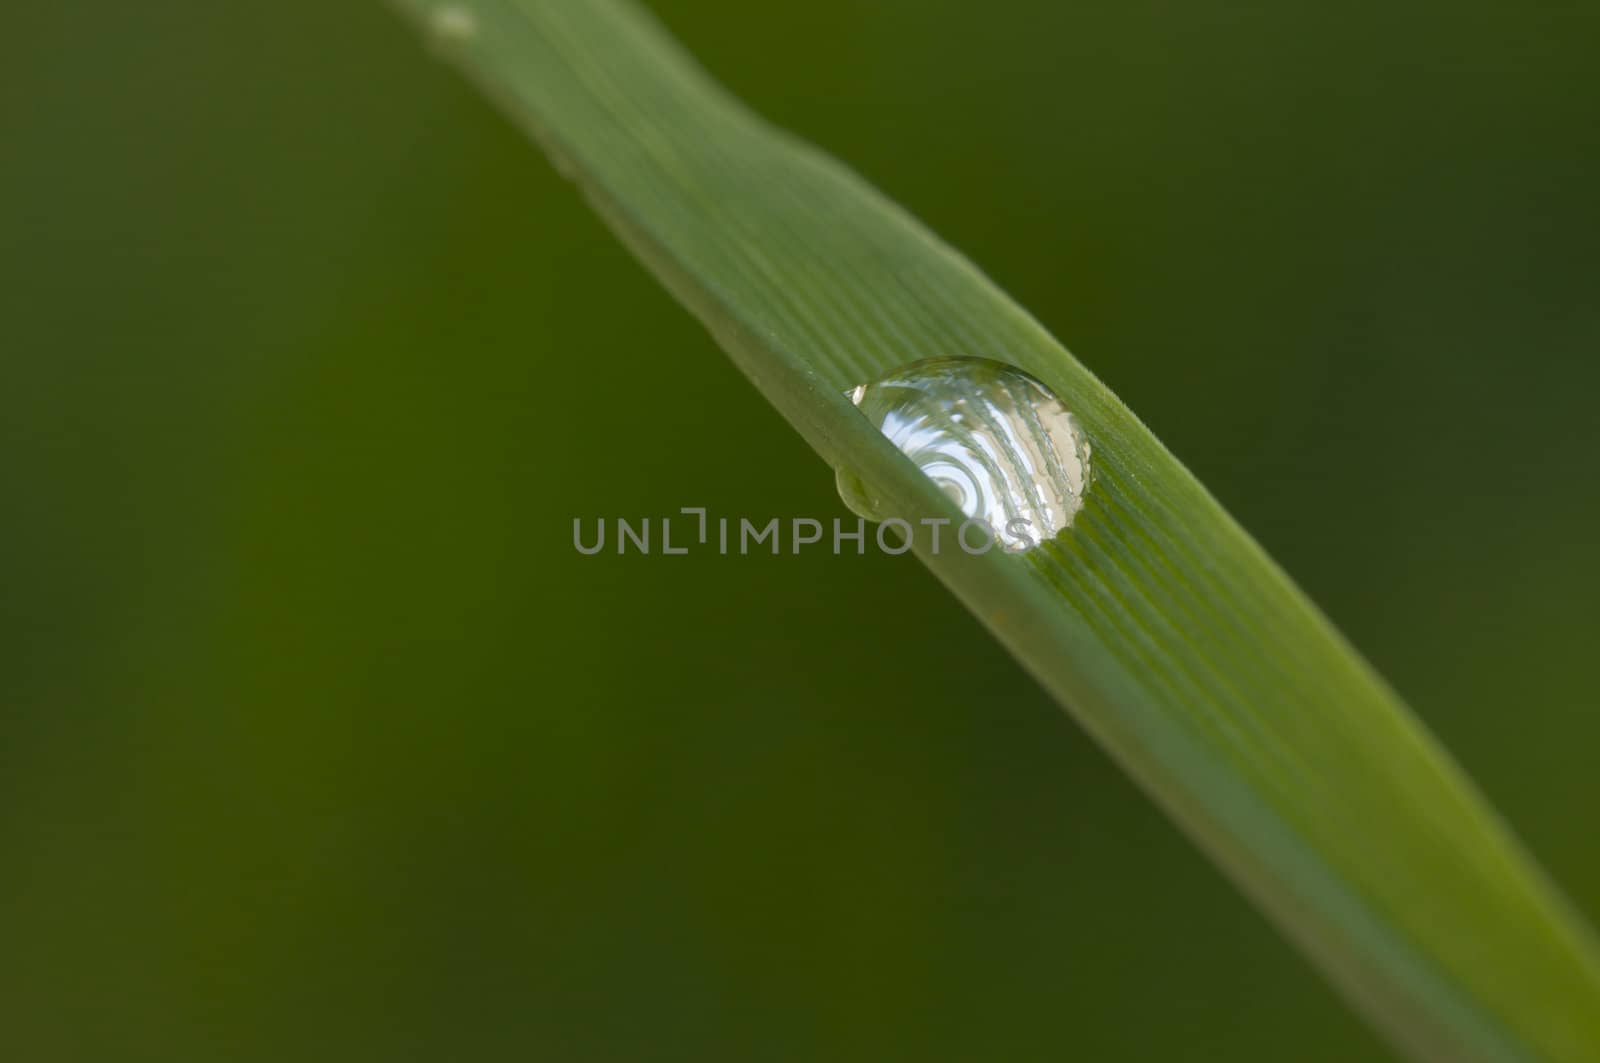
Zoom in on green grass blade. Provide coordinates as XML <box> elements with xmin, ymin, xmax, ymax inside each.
<box><xmin>390</xmin><ymin>2</ymin><xmax>1600</xmax><ymax>1058</ymax></box>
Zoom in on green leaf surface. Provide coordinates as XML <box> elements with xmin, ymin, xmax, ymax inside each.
<box><xmin>390</xmin><ymin>2</ymin><xmax>1600</xmax><ymax>1058</ymax></box>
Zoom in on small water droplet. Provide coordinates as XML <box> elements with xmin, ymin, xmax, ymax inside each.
<box><xmin>838</xmin><ymin>357</ymin><xmax>1091</xmax><ymax>549</ymax></box>
<box><xmin>429</xmin><ymin>4</ymin><xmax>478</xmax><ymax>46</ymax></box>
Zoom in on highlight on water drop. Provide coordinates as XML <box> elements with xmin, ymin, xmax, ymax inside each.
<box><xmin>838</xmin><ymin>357</ymin><xmax>1091</xmax><ymax>551</ymax></box>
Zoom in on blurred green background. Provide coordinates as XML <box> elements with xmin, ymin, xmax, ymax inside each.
<box><xmin>6</xmin><ymin>2</ymin><xmax>1599</xmax><ymax>1060</ymax></box>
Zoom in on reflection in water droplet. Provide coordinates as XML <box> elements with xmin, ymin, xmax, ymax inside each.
<box><xmin>838</xmin><ymin>357</ymin><xmax>1090</xmax><ymax>550</ymax></box>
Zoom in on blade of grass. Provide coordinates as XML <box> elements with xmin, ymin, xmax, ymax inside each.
<box><xmin>390</xmin><ymin>2</ymin><xmax>1600</xmax><ymax>1058</ymax></box>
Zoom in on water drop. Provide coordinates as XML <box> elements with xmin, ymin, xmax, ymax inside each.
<box><xmin>837</xmin><ymin>357</ymin><xmax>1091</xmax><ymax>549</ymax></box>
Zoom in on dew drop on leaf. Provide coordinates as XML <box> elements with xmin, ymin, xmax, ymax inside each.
<box><xmin>837</xmin><ymin>357</ymin><xmax>1091</xmax><ymax>550</ymax></box>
